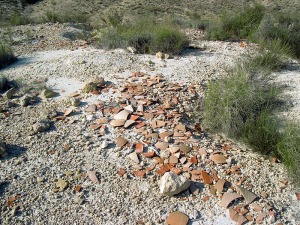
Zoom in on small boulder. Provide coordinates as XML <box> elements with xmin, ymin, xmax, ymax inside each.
<box><xmin>0</xmin><ymin>141</ymin><xmax>8</xmax><ymax>158</ymax></box>
<box><xmin>127</xmin><ymin>46</ymin><xmax>137</xmax><ymax>53</ymax></box>
<box><xmin>82</xmin><ymin>82</ymin><xmax>97</xmax><ymax>93</ymax></box>
<box><xmin>70</xmin><ymin>98</ymin><xmax>80</xmax><ymax>107</ymax></box>
<box><xmin>160</xmin><ymin>172</ymin><xmax>190</xmax><ymax>196</ymax></box>
<box><xmin>20</xmin><ymin>94</ymin><xmax>34</xmax><ymax>107</ymax></box>
<box><xmin>32</xmin><ymin>120</ymin><xmax>51</xmax><ymax>134</ymax></box>
<box><xmin>41</xmin><ymin>89</ymin><xmax>58</xmax><ymax>98</ymax></box>
<box><xmin>156</xmin><ymin>51</ymin><xmax>163</xmax><ymax>60</ymax></box>
<box><xmin>3</xmin><ymin>87</ymin><xmax>17</xmax><ymax>99</ymax></box>
<box><xmin>96</xmin><ymin>77</ymin><xmax>105</xmax><ymax>87</ymax></box>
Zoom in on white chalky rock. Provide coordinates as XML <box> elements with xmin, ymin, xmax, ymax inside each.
<box><xmin>159</xmin><ymin>172</ymin><xmax>190</xmax><ymax>196</ymax></box>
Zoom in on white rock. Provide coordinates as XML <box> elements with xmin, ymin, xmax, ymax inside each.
<box><xmin>159</xmin><ymin>172</ymin><xmax>190</xmax><ymax>196</ymax></box>
<box><xmin>86</xmin><ymin>115</ymin><xmax>94</xmax><ymax>121</ymax></box>
<box><xmin>101</xmin><ymin>141</ymin><xmax>109</xmax><ymax>149</ymax></box>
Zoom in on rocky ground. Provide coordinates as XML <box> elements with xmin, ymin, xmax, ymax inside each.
<box><xmin>0</xmin><ymin>23</ymin><xmax>300</xmax><ymax>225</ymax></box>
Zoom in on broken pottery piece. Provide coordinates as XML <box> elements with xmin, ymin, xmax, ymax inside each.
<box><xmin>87</xmin><ymin>171</ymin><xmax>99</xmax><ymax>183</ymax></box>
<box><xmin>201</xmin><ymin>170</ymin><xmax>213</xmax><ymax>185</ymax></box>
<box><xmin>221</xmin><ymin>192</ymin><xmax>242</xmax><ymax>208</ymax></box>
<box><xmin>114</xmin><ymin>110</ymin><xmax>130</xmax><ymax>120</ymax></box>
<box><xmin>155</xmin><ymin>142</ymin><xmax>169</xmax><ymax>150</ymax></box>
<box><xmin>166</xmin><ymin>211</ymin><xmax>189</xmax><ymax>225</ymax></box>
<box><xmin>159</xmin><ymin>131</ymin><xmax>174</xmax><ymax>139</ymax></box>
<box><xmin>64</xmin><ymin>108</ymin><xmax>73</xmax><ymax>116</ymax></box>
<box><xmin>199</xmin><ymin>148</ymin><xmax>207</xmax><ymax>157</ymax></box>
<box><xmin>86</xmin><ymin>104</ymin><xmax>96</xmax><ymax>112</ymax></box>
<box><xmin>228</xmin><ymin>208</ymin><xmax>238</xmax><ymax>220</ymax></box>
<box><xmin>124</xmin><ymin>105</ymin><xmax>134</xmax><ymax>113</ymax></box>
<box><xmin>135</xmin><ymin>142</ymin><xmax>144</xmax><ymax>153</ymax></box>
<box><xmin>115</xmin><ymin>137</ymin><xmax>128</xmax><ymax>147</ymax></box>
<box><xmin>169</xmin><ymin>155</ymin><xmax>179</xmax><ymax>164</ymax></box>
<box><xmin>179</xmin><ymin>144</ymin><xmax>191</xmax><ymax>154</ymax></box>
<box><xmin>96</xmin><ymin>118</ymin><xmax>108</xmax><ymax>124</ymax></box>
<box><xmin>175</xmin><ymin>124</ymin><xmax>186</xmax><ymax>132</ymax></box>
<box><xmin>235</xmin><ymin>185</ymin><xmax>257</xmax><ymax>204</ymax></box>
<box><xmin>128</xmin><ymin>152</ymin><xmax>140</xmax><ymax>164</ymax></box>
<box><xmin>110</xmin><ymin>119</ymin><xmax>126</xmax><ymax>127</ymax></box>
<box><xmin>133</xmin><ymin>170</ymin><xmax>146</xmax><ymax>177</ymax></box>
<box><xmin>215</xmin><ymin>179</ymin><xmax>226</xmax><ymax>193</ymax></box>
<box><xmin>143</xmin><ymin>151</ymin><xmax>155</xmax><ymax>158</ymax></box>
<box><xmin>210</xmin><ymin>154</ymin><xmax>227</xmax><ymax>164</ymax></box>
<box><xmin>118</xmin><ymin>168</ymin><xmax>126</xmax><ymax>176</ymax></box>
<box><xmin>237</xmin><ymin>215</ymin><xmax>248</xmax><ymax>225</ymax></box>
<box><xmin>256</xmin><ymin>212</ymin><xmax>267</xmax><ymax>223</ymax></box>
<box><xmin>124</xmin><ymin>120</ymin><xmax>136</xmax><ymax>128</ymax></box>
<box><xmin>90</xmin><ymin>123</ymin><xmax>102</xmax><ymax>130</ymax></box>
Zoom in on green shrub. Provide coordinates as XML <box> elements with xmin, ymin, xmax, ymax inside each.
<box><xmin>240</xmin><ymin>40</ymin><xmax>290</xmax><ymax>72</ymax></box>
<box><xmin>10</xmin><ymin>11</ymin><xmax>32</xmax><ymax>26</ymax></box>
<box><xmin>98</xmin><ymin>17</ymin><xmax>189</xmax><ymax>55</ymax></box>
<box><xmin>0</xmin><ymin>41</ymin><xmax>15</xmax><ymax>69</ymax></box>
<box><xmin>202</xmin><ymin>49</ymin><xmax>300</xmax><ymax>184</ymax></box>
<box><xmin>203</xmin><ymin>60</ymin><xmax>282</xmax><ymax>153</ymax></box>
<box><xmin>278</xmin><ymin>123</ymin><xmax>300</xmax><ymax>184</ymax></box>
<box><xmin>254</xmin><ymin>12</ymin><xmax>300</xmax><ymax>58</ymax></box>
<box><xmin>206</xmin><ymin>4</ymin><xmax>265</xmax><ymax>40</ymax></box>
<box><xmin>44</xmin><ymin>11</ymin><xmax>88</xmax><ymax>24</ymax></box>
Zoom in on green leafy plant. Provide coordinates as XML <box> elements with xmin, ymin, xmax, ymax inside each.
<box><xmin>206</xmin><ymin>4</ymin><xmax>265</xmax><ymax>40</ymax></box>
<box><xmin>0</xmin><ymin>41</ymin><xmax>15</xmax><ymax>69</ymax></box>
<box><xmin>98</xmin><ymin>16</ymin><xmax>189</xmax><ymax>55</ymax></box>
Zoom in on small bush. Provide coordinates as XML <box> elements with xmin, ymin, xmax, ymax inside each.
<box><xmin>201</xmin><ymin>50</ymin><xmax>300</xmax><ymax>184</ymax></box>
<box><xmin>278</xmin><ymin>123</ymin><xmax>300</xmax><ymax>184</ymax></box>
<box><xmin>9</xmin><ymin>11</ymin><xmax>32</xmax><ymax>26</ymax></box>
<box><xmin>98</xmin><ymin>17</ymin><xmax>189</xmax><ymax>55</ymax></box>
<box><xmin>240</xmin><ymin>40</ymin><xmax>290</xmax><ymax>72</ymax></box>
<box><xmin>44</xmin><ymin>11</ymin><xmax>88</xmax><ymax>24</ymax></box>
<box><xmin>0</xmin><ymin>41</ymin><xmax>15</xmax><ymax>69</ymax></box>
<box><xmin>206</xmin><ymin>4</ymin><xmax>265</xmax><ymax>40</ymax></box>
<box><xmin>254</xmin><ymin>12</ymin><xmax>300</xmax><ymax>58</ymax></box>
<box><xmin>202</xmin><ymin>59</ymin><xmax>282</xmax><ymax>153</ymax></box>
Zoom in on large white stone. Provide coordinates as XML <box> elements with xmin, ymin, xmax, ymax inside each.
<box><xmin>159</xmin><ymin>172</ymin><xmax>190</xmax><ymax>196</ymax></box>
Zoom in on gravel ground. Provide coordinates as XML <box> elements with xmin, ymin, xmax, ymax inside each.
<box><xmin>0</xmin><ymin>24</ymin><xmax>300</xmax><ymax>225</ymax></box>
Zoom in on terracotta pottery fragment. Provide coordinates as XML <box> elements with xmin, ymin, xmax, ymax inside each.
<box><xmin>166</xmin><ymin>211</ymin><xmax>189</xmax><ymax>225</ymax></box>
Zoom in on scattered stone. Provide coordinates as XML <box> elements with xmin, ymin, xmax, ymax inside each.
<box><xmin>160</xmin><ymin>172</ymin><xmax>190</xmax><ymax>196</ymax></box>
<box><xmin>41</xmin><ymin>88</ymin><xmax>58</xmax><ymax>98</ymax></box>
<box><xmin>70</xmin><ymin>98</ymin><xmax>80</xmax><ymax>107</ymax></box>
<box><xmin>96</xmin><ymin>77</ymin><xmax>105</xmax><ymax>87</ymax></box>
<box><xmin>156</xmin><ymin>52</ymin><xmax>163</xmax><ymax>60</ymax></box>
<box><xmin>127</xmin><ymin>46</ymin><xmax>137</xmax><ymax>53</ymax></box>
<box><xmin>87</xmin><ymin>171</ymin><xmax>100</xmax><ymax>183</ymax></box>
<box><xmin>101</xmin><ymin>140</ymin><xmax>109</xmax><ymax>149</ymax></box>
<box><xmin>82</xmin><ymin>82</ymin><xmax>97</xmax><ymax>93</ymax></box>
<box><xmin>55</xmin><ymin>179</ymin><xmax>68</xmax><ymax>191</ymax></box>
<box><xmin>74</xmin><ymin>194</ymin><xmax>85</xmax><ymax>205</ymax></box>
<box><xmin>37</xmin><ymin>177</ymin><xmax>44</xmax><ymax>183</ymax></box>
<box><xmin>3</xmin><ymin>87</ymin><xmax>17</xmax><ymax>99</ymax></box>
<box><xmin>20</xmin><ymin>94</ymin><xmax>34</xmax><ymax>107</ymax></box>
<box><xmin>32</xmin><ymin>120</ymin><xmax>51</xmax><ymax>133</ymax></box>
